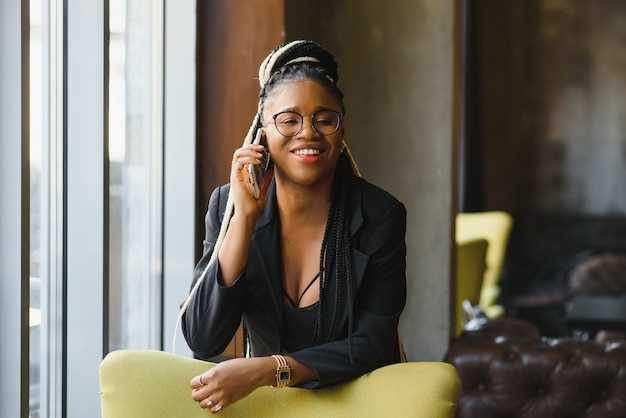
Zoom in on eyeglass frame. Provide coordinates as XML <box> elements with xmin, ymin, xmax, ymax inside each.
<box><xmin>264</xmin><ymin>110</ymin><xmax>344</xmax><ymax>137</ymax></box>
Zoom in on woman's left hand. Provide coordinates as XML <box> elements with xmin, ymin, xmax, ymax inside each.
<box><xmin>190</xmin><ymin>357</ymin><xmax>274</xmax><ymax>413</ymax></box>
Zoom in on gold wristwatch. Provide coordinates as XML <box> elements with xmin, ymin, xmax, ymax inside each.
<box><xmin>271</xmin><ymin>354</ymin><xmax>291</xmax><ymax>388</ymax></box>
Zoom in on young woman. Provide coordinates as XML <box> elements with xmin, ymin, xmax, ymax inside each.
<box><xmin>181</xmin><ymin>40</ymin><xmax>407</xmax><ymax>413</ymax></box>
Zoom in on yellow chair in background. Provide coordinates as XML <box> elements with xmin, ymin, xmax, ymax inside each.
<box><xmin>456</xmin><ymin>211</ymin><xmax>513</xmax><ymax>318</ymax></box>
<box><xmin>99</xmin><ymin>350</ymin><xmax>461</xmax><ymax>417</ymax></box>
<box><xmin>455</xmin><ymin>238</ymin><xmax>488</xmax><ymax>336</ymax></box>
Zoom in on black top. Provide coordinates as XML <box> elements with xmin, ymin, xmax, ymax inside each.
<box><xmin>282</xmin><ymin>302</ymin><xmax>319</xmax><ymax>354</ymax></box>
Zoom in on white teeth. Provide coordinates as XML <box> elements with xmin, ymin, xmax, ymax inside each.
<box><xmin>294</xmin><ymin>149</ymin><xmax>321</xmax><ymax>155</ymax></box>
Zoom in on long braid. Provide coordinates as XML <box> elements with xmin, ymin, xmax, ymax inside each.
<box><xmin>327</xmin><ymin>171</ymin><xmax>346</xmax><ymax>339</ymax></box>
<box><xmin>313</xmin><ymin>188</ymin><xmax>335</xmax><ymax>344</ymax></box>
<box><xmin>310</xmin><ymin>153</ymin><xmax>357</xmax><ymax>365</ymax></box>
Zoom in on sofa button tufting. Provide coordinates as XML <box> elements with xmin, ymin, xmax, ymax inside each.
<box><xmin>443</xmin><ymin>318</ymin><xmax>626</xmax><ymax>418</ymax></box>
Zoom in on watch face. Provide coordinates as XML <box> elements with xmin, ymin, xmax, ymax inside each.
<box><xmin>278</xmin><ymin>370</ymin><xmax>290</xmax><ymax>381</ymax></box>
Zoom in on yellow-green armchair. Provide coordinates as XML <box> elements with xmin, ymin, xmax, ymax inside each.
<box><xmin>456</xmin><ymin>211</ymin><xmax>513</xmax><ymax>318</ymax></box>
<box><xmin>99</xmin><ymin>350</ymin><xmax>460</xmax><ymax>417</ymax></box>
<box><xmin>455</xmin><ymin>237</ymin><xmax>488</xmax><ymax>336</ymax></box>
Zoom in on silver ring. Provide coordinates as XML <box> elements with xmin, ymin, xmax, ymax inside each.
<box><xmin>206</xmin><ymin>398</ymin><xmax>213</xmax><ymax>407</ymax></box>
<box><xmin>199</xmin><ymin>375</ymin><xmax>204</xmax><ymax>386</ymax></box>
<box><xmin>214</xmin><ymin>404</ymin><xmax>222</xmax><ymax>412</ymax></box>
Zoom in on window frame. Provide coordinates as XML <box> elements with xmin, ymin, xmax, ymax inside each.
<box><xmin>0</xmin><ymin>0</ymin><xmax>31</xmax><ymax>416</ymax></box>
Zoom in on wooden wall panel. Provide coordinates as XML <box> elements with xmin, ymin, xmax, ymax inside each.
<box><xmin>196</xmin><ymin>0</ymin><xmax>284</xmax><ymax>260</ymax></box>
<box><xmin>196</xmin><ymin>0</ymin><xmax>284</xmax><ymax>358</ymax></box>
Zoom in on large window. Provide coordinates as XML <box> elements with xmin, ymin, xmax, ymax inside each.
<box><xmin>0</xmin><ymin>1</ymin><xmax>195</xmax><ymax>416</ymax></box>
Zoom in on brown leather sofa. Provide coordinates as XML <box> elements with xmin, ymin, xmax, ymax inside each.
<box><xmin>444</xmin><ymin>318</ymin><xmax>626</xmax><ymax>418</ymax></box>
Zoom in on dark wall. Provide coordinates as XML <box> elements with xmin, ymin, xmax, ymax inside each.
<box><xmin>469</xmin><ymin>0</ymin><xmax>626</xmax><ymax>216</ymax></box>
<box><xmin>465</xmin><ymin>1</ymin><xmax>626</xmax><ymax>335</ymax></box>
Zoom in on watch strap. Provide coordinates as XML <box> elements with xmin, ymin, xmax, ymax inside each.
<box><xmin>271</xmin><ymin>354</ymin><xmax>291</xmax><ymax>388</ymax></box>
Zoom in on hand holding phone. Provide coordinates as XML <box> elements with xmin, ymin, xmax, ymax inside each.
<box><xmin>249</xmin><ymin>129</ymin><xmax>271</xmax><ymax>199</ymax></box>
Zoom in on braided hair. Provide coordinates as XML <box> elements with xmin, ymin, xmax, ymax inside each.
<box><xmin>176</xmin><ymin>41</ymin><xmax>361</xmax><ymax>361</ymax></box>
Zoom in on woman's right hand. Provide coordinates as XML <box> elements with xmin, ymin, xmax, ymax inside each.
<box><xmin>215</xmin><ymin>143</ymin><xmax>273</xmax><ymax>286</ymax></box>
<box><xmin>229</xmin><ymin>143</ymin><xmax>273</xmax><ymax>219</ymax></box>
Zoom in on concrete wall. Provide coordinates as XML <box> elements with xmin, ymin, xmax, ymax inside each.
<box><xmin>286</xmin><ymin>1</ymin><xmax>457</xmax><ymax>360</ymax></box>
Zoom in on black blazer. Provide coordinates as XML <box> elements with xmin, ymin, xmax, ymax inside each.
<box><xmin>182</xmin><ymin>173</ymin><xmax>407</xmax><ymax>388</ymax></box>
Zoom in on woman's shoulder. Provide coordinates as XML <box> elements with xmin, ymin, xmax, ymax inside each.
<box><xmin>349</xmin><ymin>175</ymin><xmax>405</xmax><ymax>211</ymax></box>
<box><xmin>207</xmin><ymin>183</ymin><xmax>231</xmax><ymax>202</ymax></box>
<box><xmin>207</xmin><ymin>183</ymin><xmax>232</xmax><ymax>219</ymax></box>
<box><xmin>347</xmin><ymin>175</ymin><xmax>406</xmax><ymax>248</ymax></box>
<box><xmin>347</xmin><ymin>175</ymin><xmax>406</xmax><ymax>234</ymax></box>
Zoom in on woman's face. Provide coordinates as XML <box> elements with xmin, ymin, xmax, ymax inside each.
<box><xmin>261</xmin><ymin>79</ymin><xmax>344</xmax><ymax>188</ymax></box>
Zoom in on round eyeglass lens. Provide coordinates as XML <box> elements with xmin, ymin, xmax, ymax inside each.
<box><xmin>274</xmin><ymin>111</ymin><xmax>341</xmax><ymax>136</ymax></box>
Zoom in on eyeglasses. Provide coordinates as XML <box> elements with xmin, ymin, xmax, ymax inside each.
<box><xmin>268</xmin><ymin>110</ymin><xmax>343</xmax><ymax>137</ymax></box>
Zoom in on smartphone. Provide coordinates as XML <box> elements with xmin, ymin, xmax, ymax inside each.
<box><xmin>249</xmin><ymin>129</ymin><xmax>271</xmax><ymax>199</ymax></box>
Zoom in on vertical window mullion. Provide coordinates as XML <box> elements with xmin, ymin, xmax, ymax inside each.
<box><xmin>48</xmin><ymin>1</ymin><xmax>65</xmax><ymax>415</ymax></box>
<box><xmin>0</xmin><ymin>0</ymin><xmax>30</xmax><ymax>417</ymax></box>
<box><xmin>149</xmin><ymin>0</ymin><xmax>164</xmax><ymax>350</ymax></box>
<box><xmin>162</xmin><ymin>0</ymin><xmax>196</xmax><ymax>356</ymax></box>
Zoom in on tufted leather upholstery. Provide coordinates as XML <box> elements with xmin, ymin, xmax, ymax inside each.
<box><xmin>444</xmin><ymin>318</ymin><xmax>626</xmax><ymax>418</ymax></box>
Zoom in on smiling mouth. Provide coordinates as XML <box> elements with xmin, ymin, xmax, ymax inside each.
<box><xmin>293</xmin><ymin>149</ymin><xmax>321</xmax><ymax>155</ymax></box>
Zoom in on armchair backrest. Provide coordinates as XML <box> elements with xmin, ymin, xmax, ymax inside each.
<box><xmin>99</xmin><ymin>350</ymin><xmax>460</xmax><ymax>417</ymax></box>
<box><xmin>456</xmin><ymin>211</ymin><xmax>513</xmax><ymax>314</ymax></box>
<box><xmin>455</xmin><ymin>238</ymin><xmax>488</xmax><ymax>336</ymax></box>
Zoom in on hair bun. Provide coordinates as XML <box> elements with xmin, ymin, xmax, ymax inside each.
<box><xmin>258</xmin><ymin>40</ymin><xmax>339</xmax><ymax>89</ymax></box>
